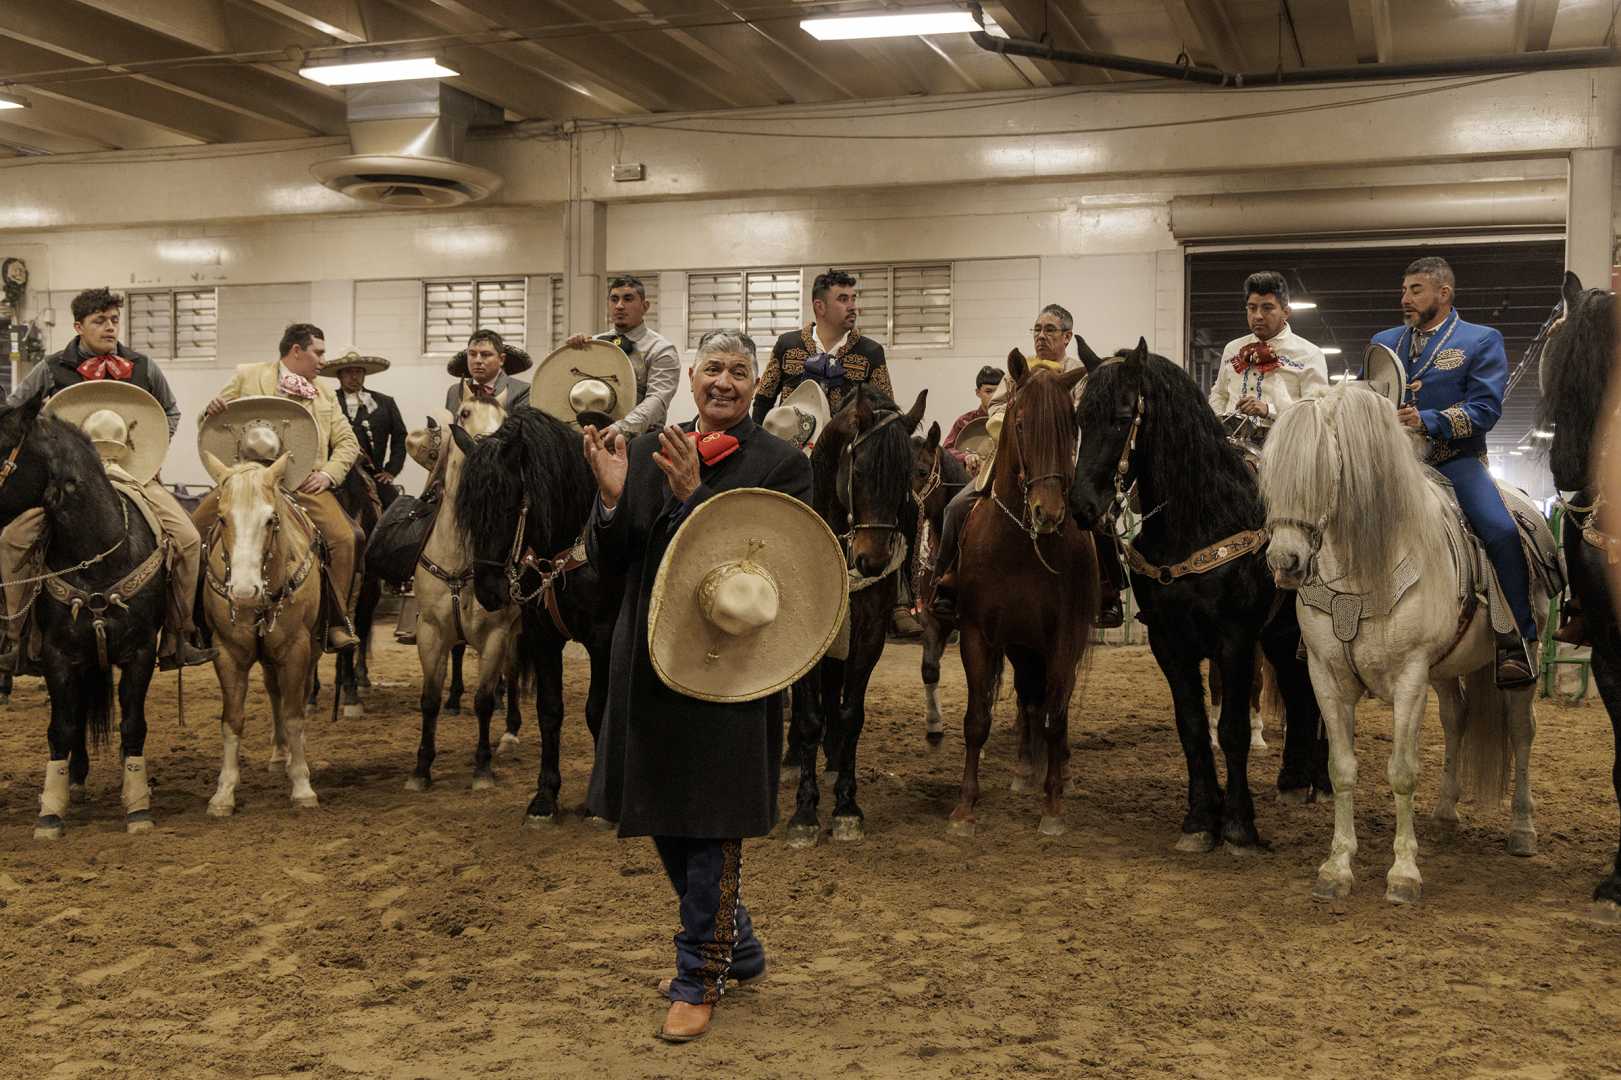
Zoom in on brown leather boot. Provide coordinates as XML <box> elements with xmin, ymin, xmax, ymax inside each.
<box><xmin>1553</xmin><ymin>607</ymin><xmax>1587</xmax><ymax>646</ymax></box>
<box><xmin>159</xmin><ymin>628</ymin><xmax>219</xmax><ymax>672</ymax></box>
<box><xmin>656</xmin><ymin>1001</ymin><xmax>713</xmax><ymax>1043</ymax></box>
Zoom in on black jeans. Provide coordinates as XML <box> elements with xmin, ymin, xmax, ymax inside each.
<box><xmin>652</xmin><ymin>836</ymin><xmax>766</xmax><ymax>1005</ymax></box>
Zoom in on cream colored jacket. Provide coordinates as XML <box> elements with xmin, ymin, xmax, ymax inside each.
<box><xmin>206</xmin><ymin>360</ymin><xmax>361</xmax><ymax>483</ymax></box>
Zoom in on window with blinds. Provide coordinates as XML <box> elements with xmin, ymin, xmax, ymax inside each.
<box><xmin>686</xmin><ymin>271</ymin><xmax>745</xmax><ymax>348</ymax></box>
<box><xmin>126</xmin><ymin>288</ymin><xmax>217</xmax><ymax>361</ymax></box>
<box><xmin>745</xmin><ymin>270</ymin><xmax>802</xmax><ymax>346</ymax></box>
<box><xmin>549</xmin><ymin>275</ymin><xmax>565</xmax><ymax>349</ymax></box>
<box><xmin>891</xmin><ymin>264</ymin><xmax>953</xmax><ymax>347</ymax></box>
<box><xmin>607</xmin><ymin>272</ymin><xmax>660</xmax><ymax>323</ymax></box>
<box><xmin>423</xmin><ymin>277</ymin><xmax>526</xmax><ymax>353</ymax></box>
<box><xmin>847</xmin><ymin>266</ymin><xmax>892</xmax><ymax>344</ymax></box>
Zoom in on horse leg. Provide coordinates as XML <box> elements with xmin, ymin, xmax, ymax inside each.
<box><xmin>582</xmin><ymin>643</ymin><xmax>613</xmax><ymax>829</ymax></box>
<box><xmin>1505</xmin><ymin>687</ymin><xmax>1538</xmax><ymax>857</ymax></box>
<box><xmin>820</xmin><ymin>656</ymin><xmax>845</xmax><ymax>783</ymax></box>
<box><xmin>444</xmin><ymin>642</ymin><xmax>465</xmax><ymax>716</ymax></box>
<box><xmin>1312</xmin><ymin>655</ymin><xmax>1362</xmax><ymax>900</ymax></box>
<box><xmin>1587</xmin><ymin>637</ymin><xmax>1621</xmax><ymax>906</ymax></box>
<box><xmin>920</xmin><ymin>609</ymin><xmax>945</xmax><ymax>747</ymax></box>
<box><xmin>1215</xmin><ymin>640</ymin><xmax>1261</xmax><ymax>850</ymax></box>
<box><xmin>1206</xmin><ymin>661</ymin><xmax>1222</xmax><ymax>750</ymax></box>
<box><xmin>1038</xmin><ymin>658</ymin><xmax>1077</xmax><ymax>836</ymax></box>
<box><xmin>831</xmin><ymin>664</ymin><xmax>876</xmax><ymax>843</ymax></box>
<box><xmin>35</xmin><ymin>679</ymin><xmax>76</xmax><ymax>840</ymax></box>
<box><xmin>306</xmin><ymin>660</ymin><xmax>321</xmax><ymax>709</ymax></box>
<box><xmin>68</xmin><ymin>718</ymin><xmax>90</xmax><ymax>805</ymax></box>
<box><xmin>1385</xmin><ymin>673</ymin><xmax>1429</xmax><ymax>904</ymax></box>
<box><xmin>0</xmin><ymin>669</ymin><xmax>12</xmax><ymax>706</ymax></box>
<box><xmin>338</xmin><ymin>644</ymin><xmax>362</xmax><ymax>719</ymax></box>
<box><xmin>470</xmin><ymin>633</ymin><xmax>507</xmax><ymax>790</ymax></box>
<box><xmin>949</xmin><ymin>625</ymin><xmax>999</xmax><ymax>835</ymax></box>
<box><xmin>497</xmin><ymin>650</ymin><xmax>522</xmax><ymax>755</ymax></box>
<box><xmin>786</xmin><ymin>666</ymin><xmax>825</xmax><ymax>848</ymax></box>
<box><xmin>1152</xmin><ymin>633</ymin><xmax>1222</xmax><ymax>853</ymax></box>
<box><xmin>1262</xmin><ymin>607</ymin><xmax>1328</xmax><ymax>802</ymax></box>
<box><xmin>264</xmin><ymin>661</ymin><xmax>291</xmax><ymax>774</ymax></box>
<box><xmin>783</xmin><ymin>677</ymin><xmax>808</xmax><ymax>777</ymax></box>
<box><xmin>118</xmin><ymin>652</ymin><xmax>157</xmax><ymax>834</ymax></box>
<box><xmin>1250</xmin><ymin>648</ymin><xmax>1270</xmax><ymax>751</ymax></box>
<box><xmin>276</xmin><ymin>645</ymin><xmax>319</xmax><ymax>809</ymax></box>
<box><xmin>355</xmin><ymin>573</ymin><xmax>379</xmax><ymax>689</ymax></box>
<box><xmin>1432</xmin><ymin>679</ymin><xmax>1465</xmax><ymax>828</ymax></box>
<box><xmin>410</xmin><ymin>624</ymin><xmax>450</xmax><ymax>791</ymax></box>
<box><xmin>208</xmin><ymin>649</ymin><xmax>252</xmax><ymax>817</ymax></box>
<box><xmin>525</xmin><ymin>646</ymin><xmax>565</xmax><ymax>823</ymax></box>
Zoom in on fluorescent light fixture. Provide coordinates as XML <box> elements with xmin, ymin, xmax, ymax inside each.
<box><xmin>1321</xmin><ymin>346</ymin><xmax>1342</xmax><ymax>355</ymax></box>
<box><xmin>0</xmin><ymin>91</ymin><xmax>28</xmax><ymax>110</ymax></box>
<box><xmin>801</xmin><ymin>10</ymin><xmax>981</xmax><ymax>40</ymax></box>
<box><xmin>1289</xmin><ymin>300</ymin><xmax>1318</xmax><ymax>310</ymax></box>
<box><xmin>1517</xmin><ymin>445</ymin><xmax>1531</xmax><ymax>451</ymax></box>
<box><xmin>1532</xmin><ymin>429</ymin><xmax>1554</xmax><ymax>438</ymax></box>
<box><xmin>1508</xmin><ymin>449</ymin><xmax>1524</xmax><ymax>456</ymax></box>
<box><xmin>299</xmin><ymin>56</ymin><xmax>458</xmax><ymax>87</ymax></box>
<box><xmin>1331</xmin><ymin>372</ymin><xmax>1351</xmax><ymax>382</ymax></box>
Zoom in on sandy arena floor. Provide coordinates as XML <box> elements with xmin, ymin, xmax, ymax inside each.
<box><xmin>1</xmin><ymin>630</ymin><xmax>1619</xmax><ymax>1079</ymax></box>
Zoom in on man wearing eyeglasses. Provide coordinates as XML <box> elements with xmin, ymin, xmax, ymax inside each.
<box><xmin>929</xmin><ymin>304</ymin><xmax>1125</xmax><ymax>628</ymax></box>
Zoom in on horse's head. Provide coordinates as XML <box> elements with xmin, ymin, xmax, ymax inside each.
<box><xmin>453</xmin><ymin>397</ymin><xmax>507</xmax><ymax>442</ymax></box>
<box><xmin>203</xmin><ymin>450</ymin><xmax>290</xmax><ymax>605</ymax></box>
<box><xmin>818</xmin><ymin>386</ymin><xmax>926</xmax><ymax>578</ymax></box>
<box><xmin>0</xmin><ymin>391</ymin><xmax>50</xmax><ymax>525</ymax></box>
<box><xmin>910</xmin><ymin>422</ymin><xmax>943</xmax><ymax>506</ymax></box>
<box><xmin>1071</xmin><ymin>337</ymin><xmax>1144</xmax><ymax>529</ymax></box>
<box><xmin>1002</xmin><ymin>347</ymin><xmax>1087</xmax><ymax>534</ymax></box>
<box><xmin>1538</xmin><ymin>270</ymin><xmax>1617</xmax><ymax>493</ymax></box>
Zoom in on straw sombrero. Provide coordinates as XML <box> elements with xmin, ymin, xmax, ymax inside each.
<box><xmin>648</xmin><ymin>488</ymin><xmax>848</xmax><ymax>703</ymax></box>
<box><xmin>531</xmin><ymin>340</ymin><xmax>637</xmax><ymax>429</ymax></box>
<box><xmin>320</xmin><ymin>348</ymin><xmax>390</xmax><ymax>378</ymax></box>
<box><xmin>1360</xmin><ymin>342</ymin><xmax>1409</xmax><ymax>409</ymax></box>
<box><xmin>954</xmin><ymin>416</ymin><xmax>994</xmax><ymax>459</ymax></box>
<box><xmin>45</xmin><ymin>380</ymin><xmax>170</xmax><ymax>484</ymax></box>
<box><xmin>198</xmin><ymin>396</ymin><xmax>320</xmax><ymax>490</ymax></box>
<box><xmin>762</xmin><ymin>379</ymin><xmax>831</xmax><ymax>452</ymax></box>
<box><xmin>447</xmin><ymin>340</ymin><xmax>532</xmax><ymax>378</ymax></box>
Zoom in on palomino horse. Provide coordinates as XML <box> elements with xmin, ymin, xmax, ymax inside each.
<box><xmin>457</xmin><ymin>406</ymin><xmax>622</xmax><ymax>824</ymax></box>
<box><xmin>951</xmin><ymin>352</ymin><xmax>1096</xmax><ymax>835</ymax></box>
<box><xmin>910</xmin><ymin>423</ymin><xmax>969</xmax><ymax>747</ymax></box>
<box><xmin>1538</xmin><ymin>270</ymin><xmax>1621</xmax><ymax>908</ymax></box>
<box><xmin>0</xmin><ymin>396</ymin><xmax>168</xmax><ymax>838</ymax></box>
<box><xmin>199</xmin><ymin>452</ymin><xmax>324</xmax><ymax>815</ymax></box>
<box><xmin>787</xmin><ymin>386</ymin><xmax>926</xmax><ymax>845</ymax></box>
<box><xmin>1263</xmin><ymin>383</ymin><xmax>1552</xmax><ymax>903</ymax></box>
<box><xmin>408</xmin><ymin>396</ymin><xmax>515</xmax><ymax>791</ymax></box>
<box><xmin>1071</xmin><ymin>341</ymin><xmax>1329</xmax><ymax>853</ymax></box>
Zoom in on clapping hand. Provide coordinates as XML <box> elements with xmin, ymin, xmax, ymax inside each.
<box><xmin>583</xmin><ymin>425</ymin><xmax>628</xmax><ymax>509</ymax></box>
<box><xmin>652</xmin><ymin>426</ymin><xmax>701</xmax><ymax>502</ymax></box>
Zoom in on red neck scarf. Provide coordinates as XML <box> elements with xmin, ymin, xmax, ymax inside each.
<box><xmin>470</xmin><ymin>380</ymin><xmax>497</xmax><ymax>398</ymax></box>
<box><xmin>688</xmin><ymin>429</ymin><xmax>741</xmax><ymax>466</ymax></box>
<box><xmin>1231</xmin><ymin>339</ymin><xmax>1282</xmax><ymax>375</ymax></box>
<box><xmin>76</xmin><ymin>352</ymin><xmax>134</xmax><ymax>382</ymax></box>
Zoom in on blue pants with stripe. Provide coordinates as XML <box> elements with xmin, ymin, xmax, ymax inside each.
<box><xmin>1437</xmin><ymin>455</ymin><xmax>1536</xmax><ymax>640</ymax></box>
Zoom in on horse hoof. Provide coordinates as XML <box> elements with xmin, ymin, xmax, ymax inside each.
<box><xmin>471</xmin><ymin>774</ymin><xmax>496</xmax><ymax>791</ymax></box>
<box><xmin>947</xmin><ymin>817</ymin><xmax>975</xmax><ymax>837</ymax></box>
<box><xmin>125</xmin><ymin>812</ymin><xmax>155</xmax><ymax>834</ymax></box>
<box><xmin>1250</xmin><ymin>736</ymin><xmax>1269</xmax><ymax>752</ymax></box>
<box><xmin>1037</xmin><ymin>816</ymin><xmax>1065</xmax><ymax>837</ymax></box>
<box><xmin>523</xmin><ymin>813</ymin><xmax>559</xmax><ymax>829</ymax></box>
<box><xmin>404</xmin><ymin>776</ymin><xmax>430</xmax><ymax>792</ymax></box>
<box><xmin>831</xmin><ymin>816</ymin><xmax>864</xmax><ymax>843</ymax></box>
<box><xmin>1506</xmin><ymin>829</ymin><xmax>1538</xmax><ymax>857</ymax></box>
<box><xmin>33</xmin><ymin>817</ymin><xmax>63</xmax><ymax>841</ymax></box>
<box><xmin>343</xmin><ymin>704</ymin><xmax>364</xmax><ymax>719</ymax></box>
<box><xmin>1277</xmin><ymin>787</ymin><xmax>1312</xmax><ymax>806</ymax></box>
<box><xmin>1586</xmin><ymin>899</ymin><xmax>1621</xmax><ymax>923</ymax></box>
<box><xmin>1174</xmin><ymin>831</ymin><xmax>1217</xmax><ymax>853</ymax></box>
<box><xmin>785</xmin><ymin>823</ymin><xmax>819</xmax><ymax>849</ymax></box>
<box><xmin>496</xmin><ymin>733</ymin><xmax>520</xmax><ymax>756</ymax></box>
<box><xmin>69</xmin><ymin>783</ymin><xmax>89</xmax><ymax>805</ymax></box>
<box><xmin>1312</xmin><ymin>875</ymin><xmax>1352</xmax><ymax>902</ymax></box>
<box><xmin>1009</xmin><ymin>775</ymin><xmax>1034</xmax><ymax>795</ymax></box>
<box><xmin>292</xmin><ymin>794</ymin><xmax>320</xmax><ymax>809</ymax></box>
<box><xmin>1386</xmin><ymin>876</ymin><xmax>1423</xmax><ymax>905</ymax></box>
<box><xmin>443</xmin><ymin>705</ymin><xmax>461</xmax><ymax>718</ymax></box>
<box><xmin>207</xmin><ymin>801</ymin><xmax>234</xmax><ymax>818</ymax></box>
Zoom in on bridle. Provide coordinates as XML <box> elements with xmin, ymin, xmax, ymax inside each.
<box><xmin>836</xmin><ymin>409</ymin><xmax>909</xmax><ymax>544</ymax></box>
<box><xmin>0</xmin><ymin>439</ymin><xmax>23</xmax><ymax>495</ymax></box>
<box><xmin>1263</xmin><ymin>398</ymin><xmax>1343</xmax><ymax>583</ymax></box>
<box><xmin>988</xmin><ymin>377</ymin><xmax>1081</xmax><ymax>575</ymax></box>
<box><xmin>203</xmin><ymin>486</ymin><xmax>317</xmax><ymax>637</ymax></box>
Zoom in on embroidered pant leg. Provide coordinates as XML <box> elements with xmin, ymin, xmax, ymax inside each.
<box><xmin>1439</xmin><ymin>456</ymin><xmax>1537</xmax><ymax>639</ymax></box>
<box><xmin>652</xmin><ymin>836</ymin><xmax>754</xmax><ymax>1005</ymax></box>
<box><xmin>0</xmin><ymin>507</ymin><xmax>46</xmax><ymax>639</ymax></box>
<box><xmin>295</xmin><ymin>489</ymin><xmax>359</xmax><ymax>616</ymax></box>
<box><xmin>143</xmin><ymin>480</ymin><xmax>201</xmax><ymax>634</ymax></box>
<box><xmin>935</xmin><ymin>483</ymin><xmax>984</xmax><ymax>577</ymax></box>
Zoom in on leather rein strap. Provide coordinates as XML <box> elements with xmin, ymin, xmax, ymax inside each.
<box><xmin>1121</xmin><ymin>528</ymin><xmax>1270</xmax><ymax>585</ymax></box>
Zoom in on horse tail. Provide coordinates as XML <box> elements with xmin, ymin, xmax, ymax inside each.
<box><xmin>1458</xmin><ymin>666</ymin><xmax>1512</xmax><ymax>804</ymax></box>
<box><xmin>1258</xmin><ymin>654</ymin><xmax>1285</xmax><ymax>730</ymax></box>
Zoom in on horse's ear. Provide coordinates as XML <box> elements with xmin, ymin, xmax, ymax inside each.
<box><xmin>425</xmin><ymin>415</ymin><xmax>439</xmax><ymax>430</ymax></box>
<box><xmin>925</xmin><ymin>421</ymin><xmax>941</xmax><ymax>452</ymax></box>
<box><xmin>201</xmin><ymin>450</ymin><xmax>231</xmax><ymax>485</ymax></box>
<box><xmin>450</xmin><ymin>423</ymin><xmax>477</xmax><ymax>458</ymax></box>
<box><xmin>1007</xmin><ymin>348</ymin><xmax>1029</xmax><ymax>385</ymax></box>
<box><xmin>1563</xmin><ymin>270</ymin><xmax>1585</xmax><ymax>312</ymax></box>
<box><xmin>265</xmin><ymin>452</ymin><xmax>291</xmax><ymax>489</ymax></box>
<box><xmin>1060</xmin><ymin>367</ymin><xmax>1087</xmax><ymax>395</ymax></box>
<box><xmin>1074</xmin><ymin>335</ymin><xmax>1105</xmax><ymax>373</ymax></box>
<box><xmin>1129</xmin><ymin>337</ymin><xmax>1149</xmax><ymax>364</ymax></box>
<box><xmin>903</xmin><ymin>388</ymin><xmax>927</xmax><ymax>433</ymax></box>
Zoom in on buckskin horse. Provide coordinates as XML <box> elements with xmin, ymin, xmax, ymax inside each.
<box><xmin>457</xmin><ymin>406</ymin><xmax>622</xmax><ymax>825</ymax></box>
<box><xmin>1538</xmin><ymin>270</ymin><xmax>1621</xmax><ymax>909</ymax></box>
<box><xmin>1070</xmin><ymin>340</ymin><xmax>1329</xmax><ymax>854</ymax></box>
<box><xmin>786</xmin><ymin>386</ymin><xmax>926</xmax><ymax>846</ymax></box>
<box><xmin>910</xmin><ymin>423</ymin><xmax>969</xmax><ymax>746</ymax></box>
<box><xmin>0</xmin><ymin>394</ymin><xmax>168</xmax><ymax>839</ymax></box>
<box><xmin>199</xmin><ymin>451</ymin><xmax>325</xmax><ymax>815</ymax></box>
<box><xmin>950</xmin><ymin>353</ymin><xmax>1095</xmax><ymax>836</ymax></box>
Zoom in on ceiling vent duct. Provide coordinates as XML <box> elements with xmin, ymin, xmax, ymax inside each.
<box><xmin>311</xmin><ymin>81</ymin><xmax>504</xmax><ymax>209</ymax></box>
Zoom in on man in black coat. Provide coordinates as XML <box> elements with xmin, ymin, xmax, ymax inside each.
<box><xmin>322</xmin><ymin>350</ymin><xmax>407</xmax><ymax>509</ymax></box>
<box><xmin>583</xmin><ymin>328</ymin><xmax>812</xmax><ymax>1044</ymax></box>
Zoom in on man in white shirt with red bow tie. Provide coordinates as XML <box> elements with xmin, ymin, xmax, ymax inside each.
<box><xmin>198</xmin><ymin>323</ymin><xmax>362</xmax><ymax>651</ymax></box>
<box><xmin>1208</xmin><ymin>271</ymin><xmax>1328</xmax><ymax>429</ymax></box>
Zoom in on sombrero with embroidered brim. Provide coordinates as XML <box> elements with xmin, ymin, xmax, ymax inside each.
<box><xmin>648</xmin><ymin>488</ymin><xmax>849</xmax><ymax>703</ymax></box>
<box><xmin>44</xmin><ymin>380</ymin><xmax>170</xmax><ymax>485</ymax></box>
<box><xmin>320</xmin><ymin>348</ymin><xmax>390</xmax><ymax>378</ymax></box>
<box><xmin>1360</xmin><ymin>343</ymin><xmax>1409</xmax><ymax>408</ymax></box>
<box><xmin>532</xmin><ymin>340</ymin><xmax>637</xmax><ymax>429</ymax></box>
<box><xmin>447</xmin><ymin>342</ymin><xmax>532</xmax><ymax>378</ymax></box>
<box><xmin>763</xmin><ymin>379</ymin><xmax>832</xmax><ymax>451</ymax></box>
<box><xmin>199</xmin><ymin>396</ymin><xmax>320</xmax><ymax>491</ymax></box>
<box><xmin>954</xmin><ymin>416</ymin><xmax>995</xmax><ymax>459</ymax></box>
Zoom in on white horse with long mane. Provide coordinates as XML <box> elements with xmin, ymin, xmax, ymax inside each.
<box><xmin>1261</xmin><ymin>383</ymin><xmax>1549</xmax><ymax>904</ymax></box>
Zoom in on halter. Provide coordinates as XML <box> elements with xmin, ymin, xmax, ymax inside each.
<box><xmin>203</xmin><ymin>489</ymin><xmax>318</xmax><ymax>638</ymax></box>
<box><xmin>836</xmin><ymin>409</ymin><xmax>909</xmax><ymax>542</ymax></box>
<box><xmin>1103</xmin><ymin>391</ymin><xmax>1146</xmax><ymax>528</ymax></box>
<box><xmin>988</xmin><ymin>377</ymin><xmax>1081</xmax><ymax>575</ymax></box>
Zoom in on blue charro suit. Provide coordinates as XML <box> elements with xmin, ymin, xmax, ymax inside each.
<box><xmin>1370</xmin><ymin>310</ymin><xmax>1535</xmax><ymax>640</ymax></box>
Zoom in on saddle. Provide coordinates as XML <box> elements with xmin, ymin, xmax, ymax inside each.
<box><xmin>367</xmin><ymin>489</ymin><xmax>441</xmax><ymax>588</ymax></box>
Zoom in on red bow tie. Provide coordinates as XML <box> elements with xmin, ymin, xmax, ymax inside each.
<box><xmin>76</xmin><ymin>353</ymin><xmax>134</xmax><ymax>382</ymax></box>
<box><xmin>1231</xmin><ymin>340</ymin><xmax>1282</xmax><ymax>375</ymax></box>
<box><xmin>688</xmin><ymin>430</ymin><xmax>740</xmax><ymax>466</ymax></box>
<box><xmin>471</xmin><ymin>381</ymin><xmax>496</xmax><ymax>398</ymax></box>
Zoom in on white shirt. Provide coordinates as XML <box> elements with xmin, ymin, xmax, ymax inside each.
<box><xmin>810</xmin><ymin>325</ymin><xmax>851</xmax><ymax>357</ymax></box>
<box><xmin>1208</xmin><ymin>324</ymin><xmax>1328</xmax><ymax>419</ymax></box>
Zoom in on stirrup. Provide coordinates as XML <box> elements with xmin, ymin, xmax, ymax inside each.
<box><xmin>1494</xmin><ymin>633</ymin><xmax>1537</xmax><ymax>690</ymax></box>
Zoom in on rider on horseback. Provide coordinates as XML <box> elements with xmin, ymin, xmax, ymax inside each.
<box><xmin>1208</xmin><ymin>271</ymin><xmax>1328</xmax><ymax>447</ymax></box>
<box><xmin>1374</xmin><ymin>256</ymin><xmax>1539</xmax><ymax>689</ymax></box>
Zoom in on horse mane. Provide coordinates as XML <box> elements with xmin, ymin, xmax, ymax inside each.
<box><xmin>815</xmin><ymin>384</ymin><xmax>913</xmax><ymax>520</ymax></box>
<box><xmin>1262</xmin><ymin>383</ymin><xmax>1430</xmax><ymax>590</ymax></box>
<box><xmin>456</xmin><ymin>407</ymin><xmax>593</xmax><ymax>553</ymax></box>
<box><xmin>1539</xmin><ymin>286</ymin><xmax>1616</xmax><ymax>492</ymax></box>
<box><xmin>37</xmin><ymin>416</ymin><xmax>127</xmax><ymax>534</ymax></box>
<box><xmin>1080</xmin><ymin>349</ymin><xmax>1261</xmax><ymax>540</ymax></box>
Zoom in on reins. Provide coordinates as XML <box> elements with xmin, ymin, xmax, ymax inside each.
<box><xmin>986</xmin><ymin>375</ymin><xmax>1081</xmax><ymax>576</ymax></box>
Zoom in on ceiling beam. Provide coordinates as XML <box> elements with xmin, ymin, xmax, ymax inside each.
<box><xmin>0</xmin><ymin>88</ymin><xmax>205</xmax><ymax>148</ymax></box>
<box><xmin>1513</xmin><ymin>0</ymin><xmax>1561</xmax><ymax>52</ymax></box>
<box><xmin>0</xmin><ymin>118</ymin><xmax>113</xmax><ymax>154</ymax></box>
<box><xmin>240</xmin><ymin>0</ymin><xmax>368</xmax><ymax>43</ymax></box>
<box><xmin>1346</xmin><ymin>0</ymin><xmax>1395</xmax><ymax>64</ymax></box>
<box><xmin>707</xmin><ymin>0</ymin><xmax>861</xmax><ymax>100</ymax></box>
<box><xmin>1163</xmin><ymin>0</ymin><xmax>1246</xmax><ymax>72</ymax></box>
<box><xmin>72</xmin><ymin>0</ymin><xmax>232</xmax><ymax>53</ymax></box>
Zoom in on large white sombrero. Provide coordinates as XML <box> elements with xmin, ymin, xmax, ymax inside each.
<box><xmin>648</xmin><ymin>488</ymin><xmax>848</xmax><ymax>703</ymax></box>
<box><xmin>762</xmin><ymin>379</ymin><xmax>831</xmax><ymax>451</ymax></box>
<box><xmin>954</xmin><ymin>416</ymin><xmax>994</xmax><ymax>458</ymax></box>
<box><xmin>1360</xmin><ymin>343</ymin><xmax>1409</xmax><ymax>408</ymax></box>
<box><xmin>199</xmin><ymin>396</ymin><xmax>320</xmax><ymax>490</ymax></box>
<box><xmin>531</xmin><ymin>340</ymin><xmax>637</xmax><ymax>429</ymax></box>
<box><xmin>320</xmin><ymin>348</ymin><xmax>390</xmax><ymax>378</ymax></box>
<box><xmin>45</xmin><ymin>380</ymin><xmax>170</xmax><ymax>484</ymax></box>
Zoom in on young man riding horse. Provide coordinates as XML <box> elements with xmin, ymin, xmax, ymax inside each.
<box><xmin>1208</xmin><ymin>270</ymin><xmax>1329</xmax><ymax>444</ymax></box>
<box><xmin>931</xmin><ymin>304</ymin><xmax>1125</xmax><ymax>628</ymax></box>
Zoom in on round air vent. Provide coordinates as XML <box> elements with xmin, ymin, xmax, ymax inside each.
<box><xmin>310</xmin><ymin>154</ymin><xmax>503</xmax><ymax>208</ymax></box>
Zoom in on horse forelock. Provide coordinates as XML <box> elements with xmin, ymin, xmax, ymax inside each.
<box><xmin>1001</xmin><ymin>366</ymin><xmax>1077</xmax><ymax>482</ymax></box>
<box><xmin>822</xmin><ymin>385</ymin><xmax>912</xmax><ymax>519</ymax></box>
<box><xmin>457</xmin><ymin>409</ymin><xmax>591</xmax><ymax>557</ymax></box>
<box><xmin>1539</xmin><ymin>287</ymin><xmax>1616</xmax><ymax>492</ymax></box>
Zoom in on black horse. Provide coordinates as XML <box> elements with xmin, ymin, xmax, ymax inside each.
<box><xmin>0</xmin><ymin>394</ymin><xmax>167</xmax><ymax>838</ymax></box>
<box><xmin>309</xmin><ymin>463</ymin><xmax>382</xmax><ymax>716</ymax></box>
<box><xmin>1070</xmin><ymin>340</ymin><xmax>1329</xmax><ymax>852</ymax></box>
<box><xmin>909</xmin><ymin>424</ymin><xmax>970</xmax><ymax>745</ymax></box>
<box><xmin>456</xmin><ymin>407</ymin><xmax>621</xmax><ymax>824</ymax></box>
<box><xmin>1538</xmin><ymin>269</ymin><xmax>1621</xmax><ymax>907</ymax></box>
<box><xmin>786</xmin><ymin>386</ymin><xmax>926</xmax><ymax>845</ymax></box>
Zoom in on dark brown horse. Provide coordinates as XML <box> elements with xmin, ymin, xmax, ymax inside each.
<box><xmin>950</xmin><ymin>352</ymin><xmax>1096</xmax><ymax>835</ymax></box>
<box><xmin>909</xmin><ymin>424</ymin><xmax>969</xmax><ymax>745</ymax></box>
